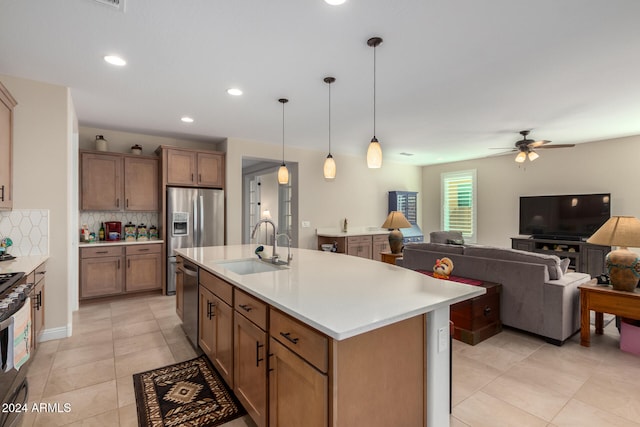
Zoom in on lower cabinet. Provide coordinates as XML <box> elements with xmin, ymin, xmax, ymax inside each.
<box><xmin>317</xmin><ymin>234</ymin><xmax>390</xmax><ymax>261</ymax></box>
<box><xmin>26</xmin><ymin>261</ymin><xmax>46</xmax><ymax>350</ymax></box>
<box><xmin>80</xmin><ymin>243</ymin><xmax>161</xmax><ymax>300</ymax></box>
<box><xmin>234</xmin><ymin>311</ymin><xmax>268</xmax><ymax>427</ymax></box>
<box><xmin>175</xmin><ymin>257</ymin><xmax>184</xmax><ymax>320</ymax></box>
<box><xmin>268</xmin><ymin>337</ymin><xmax>327</xmax><ymax>427</ymax></box>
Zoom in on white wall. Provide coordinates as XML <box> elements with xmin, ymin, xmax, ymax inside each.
<box><xmin>225</xmin><ymin>138</ymin><xmax>423</xmax><ymax>249</ymax></box>
<box><xmin>421</xmin><ymin>135</ymin><xmax>640</xmax><ymax>248</ymax></box>
<box><xmin>1</xmin><ymin>74</ymin><xmax>74</xmax><ymax>339</ymax></box>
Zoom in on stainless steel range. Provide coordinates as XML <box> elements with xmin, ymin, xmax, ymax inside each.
<box><xmin>0</xmin><ymin>271</ymin><xmax>31</xmax><ymax>427</ymax></box>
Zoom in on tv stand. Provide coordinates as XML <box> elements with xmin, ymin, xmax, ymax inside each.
<box><xmin>511</xmin><ymin>237</ymin><xmax>610</xmax><ymax>278</ymax></box>
<box><xmin>530</xmin><ymin>235</ymin><xmax>583</xmax><ymax>242</ymax></box>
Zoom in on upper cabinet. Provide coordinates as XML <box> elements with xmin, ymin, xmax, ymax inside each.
<box><xmin>0</xmin><ymin>81</ymin><xmax>17</xmax><ymax>210</ymax></box>
<box><xmin>80</xmin><ymin>151</ymin><xmax>159</xmax><ymax>211</ymax></box>
<box><xmin>161</xmin><ymin>147</ymin><xmax>225</xmax><ymax>188</ymax></box>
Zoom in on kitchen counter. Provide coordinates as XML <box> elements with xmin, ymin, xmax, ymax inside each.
<box><xmin>316</xmin><ymin>226</ymin><xmax>388</xmax><ymax>237</ymax></box>
<box><xmin>78</xmin><ymin>240</ymin><xmax>163</xmax><ymax>248</ymax></box>
<box><xmin>176</xmin><ymin>244</ymin><xmax>482</xmax><ymax>426</ymax></box>
<box><xmin>176</xmin><ymin>244</ymin><xmax>483</xmax><ymax>340</ymax></box>
<box><xmin>0</xmin><ymin>254</ymin><xmax>49</xmax><ymax>275</ymax></box>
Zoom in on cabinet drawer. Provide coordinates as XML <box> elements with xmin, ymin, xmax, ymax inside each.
<box><xmin>347</xmin><ymin>235</ymin><xmax>372</xmax><ymax>246</ymax></box>
<box><xmin>235</xmin><ymin>290</ymin><xmax>268</xmax><ymax>330</ymax></box>
<box><xmin>81</xmin><ymin>246</ymin><xmax>124</xmax><ymax>258</ymax></box>
<box><xmin>125</xmin><ymin>244</ymin><xmax>161</xmax><ymax>256</ymax></box>
<box><xmin>270</xmin><ymin>309</ymin><xmax>328</xmax><ymax>373</ymax></box>
<box><xmin>200</xmin><ymin>269</ymin><xmax>233</xmax><ymax>305</ymax></box>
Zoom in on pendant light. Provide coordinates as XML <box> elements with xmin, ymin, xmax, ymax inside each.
<box><xmin>323</xmin><ymin>76</ymin><xmax>337</xmax><ymax>180</ymax></box>
<box><xmin>277</xmin><ymin>98</ymin><xmax>289</xmax><ymax>185</ymax></box>
<box><xmin>366</xmin><ymin>36</ymin><xmax>383</xmax><ymax>169</ymax></box>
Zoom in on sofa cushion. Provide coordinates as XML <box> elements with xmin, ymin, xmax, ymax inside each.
<box><xmin>430</xmin><ymin>231</ymin><xmax>464</xmax><ymax>244</ymax></box>
<box><xmin>463</xmin><ymin>246</ymin><xmax>564</xmax><ymax>280</ymax></box>
<box><xmin>405</xmin><ymin>242</ymin><xmax>464</xmax><ymax>255</ymax></box>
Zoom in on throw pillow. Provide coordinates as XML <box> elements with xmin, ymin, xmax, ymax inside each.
<box><xmin>560</xmin><ymin>258</ymin><xmax>571</xmax><ymax>275</ymax></box>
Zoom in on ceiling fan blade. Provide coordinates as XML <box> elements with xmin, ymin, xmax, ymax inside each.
<box><xmin>537</xmin><ymin>144</ymin><xmax>575</xmax><ymax>149</ymax></box>
<box><xmin>489</xmin><ymin>147</ymin><xmax>516</xmax><ymax>150</ymax></box>
<box><xmin>528</xmin><ymin>140</ymin><xmax>551</xmax><ymax>148</ymax></box>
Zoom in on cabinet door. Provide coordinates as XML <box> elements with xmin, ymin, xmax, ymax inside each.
<box><xmin>80</xmin><ymin>256</ymin><xmax>124</xmax><ymax>298</ymax></box>
<box><xmin>166</xmin><ymin>149</ymin><xmax>197</xmax><ymax>186</ymax></box>
<box><xmin>234</xmin><ymin>312</ymin><xmax>268</xmax><ymax>427</ymax></box>
<box><xmin>269</xmin><ymin>338</ymin><xmax>328</xmax><ymax>427</ymax></box>
<box><xmin>0</xmin><ymin>83</ymin><xmax>15</xmax><ymax>210</ymax></box>
<box><xmin>33</xmin><ymin>279</ymin><xmax>45</xmax><ymax>342</ymax></box>
<box><xmin>199</xmin><ymin>285</ymin><xmax>216</xmax><ymax>359</ymax></box>
<box><xmin>372</xmin><ymin>235</ymin><xmax>390</xmax><ymax>261</ymax></box>
<box><xmin>197</xmin><ymin>152</ymin><xmax>224</xmax><ymax>187</ymax></box>
<box><xmin>125</xmin><ymin>252</ymin><xmax>162</xmax><ymax>292</ymax></box>
<box><xmin>213</xmin><ymin>295</ymin><xmax>234</xmax><ymax>387</ymax></box>
<box><xmin>81</xmin><ymin>153</ymin><xmax>123</xmax><ymax>210</ymax></box>
<box><xmin>124</xmin><ymin>157</ymin><xmax>159</xmax><ymax>211</ymax></box>
<box><xmin>176</xmin><ymin>266</ymin><xmax>184</xmax><ymax>320</ymax></box>
<box><xmin>582</xmin><ymin>245</ymin><xmax>609</xmax><ymax>277</ymax></box>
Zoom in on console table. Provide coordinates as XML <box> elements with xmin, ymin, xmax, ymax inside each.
<box><xmin>579</xmin><ymin>282</ymin><xmax>640</xmax><ymax>347</ymax></box>
<box><xmin>511</xmin><ymin>237</ymin><xmax>610</xmax><ymax>277</ymax></box>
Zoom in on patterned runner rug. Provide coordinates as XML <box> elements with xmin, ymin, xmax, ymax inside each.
<box><xmin>133</xmin><ymin>355</ymin><xmax>245</xmax><ymax>427</ymax></box>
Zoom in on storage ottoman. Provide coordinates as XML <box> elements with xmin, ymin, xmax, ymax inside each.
<box><xmin>620</xmin><ymin>318</ymin><xmax>640</xmax><ymax>355</ymax></box>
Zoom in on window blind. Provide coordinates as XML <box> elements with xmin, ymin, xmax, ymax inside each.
<box><xmin>441</xmin><ymin>170</ymin><xmax>476</xmax><ymax>241</ymax></box>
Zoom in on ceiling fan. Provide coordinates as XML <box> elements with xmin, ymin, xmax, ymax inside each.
<box><xmin>496</xmin><ymin>130</ymin><xmax>576</xmax><ymax>163</ymax></box>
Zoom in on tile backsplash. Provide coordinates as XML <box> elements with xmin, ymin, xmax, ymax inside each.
<box><xmin>79</xmin><ymin>212</ymin><xmax>159</xmax><ymax>238</ymax></box>
<box><xmin>0</xmin><ymin>209</ymin><xmax>49</xmax><ymax>256</ymax></box>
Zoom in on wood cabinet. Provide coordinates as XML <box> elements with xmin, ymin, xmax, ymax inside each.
<box><xmin>80</xmin><ymin>246</ymin><xmax>124</xmax><ymax>299</ymax></box>
<box><xmin>0</xmin><ymin>81</ymin><xmax>17</xmax><ymax>210</ymax></box>
<box><xmin>199</xmin><ymin>269</ymin><xmax>234</xmax><ymax>386</ymax></box>
<box><xmin>25</xmin><ymin>261</ymin><xmax>46</xmax><ymax>349</ymax></box>
<box><xmin>80</xmin><ymin>243</ymin><xmax>162</xmax><ymax>299</ymax></box>
<box><xmin>511</xmin><ymin>237</ymin><xmax>610</xmax><ymax>277</ymax></box>
<box><xmin>163</xmin><ymin>148</ymin><xmax>225</xmax><ymax>188</ymax></box>
<box><xmin>80</xmin><ymin>151</ymin><xmax>159</xmax><ymax>211</ymax></box>
<box><xmin>234</xmin><ymin>290</ymin><xmax>269</xmax><ymax>427</ymax></box>
<box><xmin>125</xmin><ymin>244</ymin><xmax>162</xmax><ymax>292</ymax></box>
<box><xmin>317</xmin><ymin>233</ymin><xmax>390</xmax><ymax>260</ymax></box>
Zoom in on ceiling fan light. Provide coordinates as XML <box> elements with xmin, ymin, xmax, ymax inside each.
<box><xmin>528</xmin><ymin>150</ymin><xmax>539</xmax><ymax>161</ymax></box>
<box><xmin>515</xmin><ymin>151</ymin><xmax>527</xmax><ymax>163</ymax></box>
<box><xmin>367</xmin><ymin>137</ymin><xmax>382</xmax><ymax>168</ymax></box>
<box><xmin>323</xmin><ymin>154</ymin><xmax>336</xmax><ymax>180</ymax></box>
<box><xmin>278</xmin><ymin>164</ymin><xmax>289</xmax><ymax>185</ymax></box>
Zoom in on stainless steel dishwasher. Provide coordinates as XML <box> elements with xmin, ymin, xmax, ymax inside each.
<box><xmin>182</xmin><ymin>259</ymin><xmax>199</xmax><ymax>348</ymax></box>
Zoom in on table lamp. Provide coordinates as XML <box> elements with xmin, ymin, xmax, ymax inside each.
<box><xmin>381</xmin><ymin>211</ymin><xmax>412</xmax><ymax>254</ymax></box>
<box><xmin>587</xmin><ymin>216</ymin><xmax>640</xmax><ymax>291</ymax></box>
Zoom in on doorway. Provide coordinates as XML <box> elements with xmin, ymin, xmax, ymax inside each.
<box><xmin>242</xmin><ymin>158</ymin><xmax>298</xmax><ymax>248</ymax></box>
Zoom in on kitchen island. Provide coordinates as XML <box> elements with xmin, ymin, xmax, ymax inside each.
<box><xmin>175</xmin><ymin>245</ymin><xmax>484</xmax><ymax>427</ymax></box>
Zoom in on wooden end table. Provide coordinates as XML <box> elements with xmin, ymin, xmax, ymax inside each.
<box><xmin>579</xmin><ymin>281</ymin><xmax>640</xmax><ymax>347</ymax></box>
<box><xmin>380</xmin><ymin>251</ymin><xmax>403</xmax><ymax>265</ymax></box>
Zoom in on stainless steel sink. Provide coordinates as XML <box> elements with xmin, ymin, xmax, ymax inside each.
<box><xmin>216</xmin><ymin>258</ymin><xmax>288</xmax><ymax>275</ymax></box>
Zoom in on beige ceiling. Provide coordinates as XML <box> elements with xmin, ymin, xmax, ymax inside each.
<box><xmin>1</xmin><ymin>0</ymin><xmax>639</xmax><ymax>166</ymax></box>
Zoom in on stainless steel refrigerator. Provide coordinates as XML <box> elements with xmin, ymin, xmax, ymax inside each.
<box><xmin>166</xmin><ymin>187</ymin><xmax>224</xmax><ymax>295</ymax></box>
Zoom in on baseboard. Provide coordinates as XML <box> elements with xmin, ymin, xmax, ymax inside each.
<box><xmin>38</xmin><ymin>325</ymin><xmax>71</xmax><ymax>342</ymax></box>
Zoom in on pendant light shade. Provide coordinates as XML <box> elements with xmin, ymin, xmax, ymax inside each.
<box><xmin>367</xmin><ymin>36</ymin><xmax>383</xmax><ymax>169</ymax></box>
<box><xmin>323</xmin><ymin>76</ymin><xmax>337</xmax><ymax>180</ymax></box>
<box><xmin>278</xmin><ymin>98</ymin><xmax>289</xmax><ymax>185</ymax></box>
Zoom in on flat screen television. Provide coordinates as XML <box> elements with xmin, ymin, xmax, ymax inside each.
<box><xmin>519</xmin><ymin>193</ymin><xmax>611</xmax><ymax>240</ymax></box>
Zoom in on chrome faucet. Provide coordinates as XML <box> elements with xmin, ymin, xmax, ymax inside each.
<box><xmin>251</xmin><ymin>219</ymin><xmax>278</xmax><ymax>263</ymax></box>
<box><xmin>276</xmin><ymin>233</ymin><xmax>293</xmax><ymax>265</ymax></box>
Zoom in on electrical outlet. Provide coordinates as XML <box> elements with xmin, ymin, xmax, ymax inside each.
<box><xmin>438</xmin><ymin>326</ymin><xmax>448</xmax><ymax>353</ymax></box>
<box><xmin>301</xmin><ymin>221</ymin><xmax>311</xmax><ymax>228</ymax></box>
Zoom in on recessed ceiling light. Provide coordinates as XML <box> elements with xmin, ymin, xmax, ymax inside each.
<box><xmin>181</xmin><ymin>116</ymin><xmax>194</xmax><ymax>123</ymax></box>
<box><xmin>324</xmin><ymin>0</ymin><xmax>346</xmax><ymax>5</ymax></box>
<box><xmin>103</xmin><ymin>55</ymin><xmax>126</xmax><ymax>66</ymax></box>
<box><xmin>227</xmin><ymin>88</ymin><xmax>243</xmax><ymax>96</ymax></box>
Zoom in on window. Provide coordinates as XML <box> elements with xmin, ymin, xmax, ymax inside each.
<box><xmin>441</xmin><ymin>169</ymin><xmax>477</xmax><ymax>243</ymax></box>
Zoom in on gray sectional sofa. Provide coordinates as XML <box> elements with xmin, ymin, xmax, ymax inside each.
<box><xmin>400</xmin><ymin>232</ymin><xmax>592</xmax><ymax>345</ymax></box>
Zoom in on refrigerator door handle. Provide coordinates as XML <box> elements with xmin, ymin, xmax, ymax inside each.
<box><xmin>193</xmin><ymin>196</ymin><xmax>198</xmax><ymax>247</ymax></box>
<box><xmin>199</xmin><ymin>195</ymin><xmax>204</xmax><ymax>247</ymax></box>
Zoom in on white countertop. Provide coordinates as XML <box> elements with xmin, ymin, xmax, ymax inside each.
<box><xmin>175</xmin><ymin>245</ymin><xmax>484</xmax><ymax>341</ymax></box>
<box><xmin>79</xmin><ymin>240</ymin><xmax>163</xmax><ymax>248</ymax></box>
<box><xmin>0</xmin><ymin>254</ymin><xmax>49</xmax><ymax>275</ymax></box>
<box><xmin>316</xmin><ymin>226</ymin><xmax>389</xmax><ymax>237</ymax></box>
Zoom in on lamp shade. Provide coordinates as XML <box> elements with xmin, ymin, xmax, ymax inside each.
<box><xmin>587</xmin><ymin>216</ymin><xmax>640</xmax><ymax>248</ymax></box>
<box><xmin>515</xmin><ymin>151</ymin><xmax>526</xmax><ymax>163</ymax></box>
<box><xmin>367</xmin><ymin>137</ymin><xmax>382</xmax><ymax>168</ymax></box>
<box><xmin>382</xmin><ymin>211</ymin><xmax>412</xmax><ymax>229</ymax></box>
<box><xmin>323</xmin><ymin>154</ymin><xmax>336</xmax><ymax>180</ymax></box>
<box><xmin>278</xmin><ymin>164</ymin><xmax>289</xmax><ymax>185</ymax></box>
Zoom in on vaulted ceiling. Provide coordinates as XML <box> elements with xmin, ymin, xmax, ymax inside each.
<box><xmin>1</xmin><ymin>0</ymin><xmax>639</xmax><ymax>165</ymax></box>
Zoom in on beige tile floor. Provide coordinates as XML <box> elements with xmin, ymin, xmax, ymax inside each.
<box><xmin>18</xmin><ymin>293</ymin><xmax>640</xmax><ymax>426</ymax></box>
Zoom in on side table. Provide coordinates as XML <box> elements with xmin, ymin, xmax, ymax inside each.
<box><xmin>380</xmin><ymin>251</ymin><xmax>403</xmax><ymax>265</ymax></box>
<box><xmin>579</xmin><ymin>281</ymin><xmax>640</xmax><ymax>347</ymax></box>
